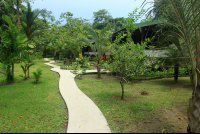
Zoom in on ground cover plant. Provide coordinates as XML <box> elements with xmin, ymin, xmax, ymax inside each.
<box><xmin>75</xmin><ymin>74</ymin><xmax>191</xmax><ymax>133</ymax></box>
<box><xmin>0</xmin><ymin>59</ymin><xmax>68</xmax><ymax>133</ymax></box>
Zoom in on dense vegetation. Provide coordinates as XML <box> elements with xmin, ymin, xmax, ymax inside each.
<box><xmin>0</xmin><ymin>0</ymin><xmax>200</xmax><ymax>133</ymax></box>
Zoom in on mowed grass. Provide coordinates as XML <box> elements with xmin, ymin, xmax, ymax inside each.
<box><xmin>75</xmin><ymin>74</ymin><xmax>192</xmax><ymax>133</ymax></box>
<box><xmin>0</xmin><ymin>59</ymin><xmax>68</xmax><ymax>133</ymax></box>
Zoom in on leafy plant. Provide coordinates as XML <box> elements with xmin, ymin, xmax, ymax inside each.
<box><xmin>0</xmin><ymin>15</ymin><xmax>26</xmax><ymax>83</ymax></box>
<box><xmin>83</xmin><ymin>26</ymin><xmax>111</xmax><ymax>78</ymax></box>
<box><xmin>20</xmin><ymin>62</ymin><xmax>35</xmax><ymax>79</ymax></box>
<box><xmin>72</xmin><ymin>62</ymin><xmax>78</xmax><ymax>70</ymax></box>
<box><xmin>33</xmin><ymin>67</ymin><xmax>42</xmax><ymax>84</ymax></box>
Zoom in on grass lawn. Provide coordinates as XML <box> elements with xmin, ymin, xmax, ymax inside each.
<box><xmin>51</xmin><ymin>61</ymin><xmax>97</xmax><ymax>70</ymax></box>
<box><xmin>0</xmin><ymin>59</ymin><xmax>68</xmax><ymax>133</ymax></box>
<box><xmin>75</xmin><ymin>74</ymin><xmax>192</xmax><ymax>133</ymax></box>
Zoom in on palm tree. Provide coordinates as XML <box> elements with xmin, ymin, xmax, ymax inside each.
<box><xmin>142</xmin><ymin>0</ymin><xmax>200</xmax><ymax>132</ymax></box>
<box><xmin>16</xmin><ymin>0</ymin><xmax>20</xmax><ymax>30</ymax></box>
<box><xmin>84</xmin><ymin>26</ymin><xmax>110</xmax><ymax>78</ymax></box>
<box><xmin>22</xmin><ymin>2</ymin><xmax>42</xmax><ymax>78</ymax></box>
<box><xmin>52</xmin><ymin>39</ymin><xmax>65</xmax><ymax>61</ymax></box>
<box><xmin>0</xmin><ymin>15</ymin><xmax>26</xmax><ymax>83</ymax></box>
<box><xmin>20</xmin><ymin>62</ymin><xmax>35</xmax><ymax>79</ymax></box>
<box><xmin>161</xmin><ymin>44</ymin><xmax>189</xmax><ymax>82</ymax></box>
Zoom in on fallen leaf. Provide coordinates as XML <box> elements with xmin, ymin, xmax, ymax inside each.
<box><xmin>19</xmin><ymin>115</ymin><xmax>23</xmax><ymax>118</ymax></box>
<box><xmin>162</xmin><ymin>129</ymin><xmax>165</xmax><ymax>133</ymax></box>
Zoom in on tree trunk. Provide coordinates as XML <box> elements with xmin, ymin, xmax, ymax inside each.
<box><xmin>187</xmin><ymin>0</ymin><xmax>200</xmax><ymax>133</ymax></box>
<box><xmin>6</xmin><ymin>64</ymin><xmax>13</xmax><ymax>83</ymax></box>
<box><xmin>59</xmin><ymin>52</ymin><xmax>61</xmax><ymax>61</ymax></box>
<box><xmin>27</xmin><ymin>61</ymin><xmax>30</xmax><ymax>78</ymax></box>
<box><xmin>17</xmin><ymin>0</ymin><xmax>20</xmax><ymax>30</ymax></box>
<box><xmin>174</xmin><ymin>66</ymin><xmax>179</xmax><ymax>82</ymax></box>
<box><xmin>16</xmin><ymin>0</ymin><xmax>21</xmax><ymax>64</ymax></box>
<box><xmin>27</xmin><ymin>52</ymin><xmax>30</xmax><ymax>78</ymax></box>
<box><xmin>12</xmin><ymin>62</ymin><xmax>14</xmax><ymax>79</ymax></box>
<box><xmin>97</xmin><ymin>60</ymin><xmax>101</xmax><ymax>78</ymax></box>
<box><xmin>120</xmin><ymin>79</ymin><xmax>124</xmax><ymax>100</ymax></box>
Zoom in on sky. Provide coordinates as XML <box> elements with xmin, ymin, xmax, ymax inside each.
<box><xmin>23</xmin><ymin>0</ymin><xmax>153</xmax><ymax>25</ymax></box>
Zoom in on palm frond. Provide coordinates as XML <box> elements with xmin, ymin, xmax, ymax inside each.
<box><xmin>83</xmin><ymin>26</ymin><xmax>99</xmax><ymax>45</ymax></box>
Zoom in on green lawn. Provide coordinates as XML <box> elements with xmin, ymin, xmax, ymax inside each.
<box><xmin>0</xmin><ymin>59</ymin><xmax>68</xmax><ymax>133</ymax></box>
<box><xmin>0</xmin><ymin>59</ymin><xmax>192</xmax><ymax>133</ymax></box>
<box><xmin>75</xmin><ymin>74</ymin><xmax>192</xmax><ymax>133</ymax></box>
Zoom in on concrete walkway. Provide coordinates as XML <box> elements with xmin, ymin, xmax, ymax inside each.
<box><xmin>44</xmin><ymin>58</ymin><xmax>111</xmax><ymax>133</ymax></box>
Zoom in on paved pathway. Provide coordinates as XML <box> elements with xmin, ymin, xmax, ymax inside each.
<box><xmin>44</xmin><ymin>58</ymin><xmax>111</xmax><ymax>133</ymax></box>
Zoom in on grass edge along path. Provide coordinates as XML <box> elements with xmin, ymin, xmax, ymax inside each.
<box><xmin>0</xmin><ymin>59</ymin><xmax>68</xmax><ymax>133</ymax></box>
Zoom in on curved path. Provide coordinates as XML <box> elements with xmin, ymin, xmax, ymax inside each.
<box><xmin>44</xmin><ymin>58</ymin><xmax>111</xmax><ymax>133</ymax></box>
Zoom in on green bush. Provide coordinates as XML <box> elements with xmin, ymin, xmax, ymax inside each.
<box><xmin>34</xmin><ymin>52</ymin><xmax>43</xmax><ymax>59</ymax></box>
<box><xmin>33</xmin><ymin>67</ymin><xmax>42</xmax><ymax>84</ymax></box>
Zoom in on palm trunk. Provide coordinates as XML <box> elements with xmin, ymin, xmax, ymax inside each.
<box><xmin>17</xmin><ymin>0</ymin><xmax>21</xmax><ymax>63</ymax></box>
<box><xmin>28</xmin><ymin>61</ymin><xmax>30</xmax><ymax>78</ymax></box>
<box><xmin>97</xmin><ymin>59</ymin><xmax>101</xmax><ymax>78</ymax></box>
<box><xmin>17</xmin><ymin>0</ymin><xmax>20</xmax><ymax>30</ymax></box>
<box><xmin>187</xmin><ymin>0</ymin><xmax>200</xmax><ymax>133</ymax></box>
<box><xmin>6</xmin><ymin>64</ymin><xmax>13</xmax><ymax>83</ymax></box>
<box><xmin>25</xmin><ymin>70</ymin><xmax>27</xmax><ymax>79</ymax></box>
<box><xmin>12</xmin><ymin>62</ymin><xmax>14</xmax><ymax>79</ymax></box>
<box><xmin>27</xmin><ymin>51</ymin><xmax>30</xmax><ymax>78</ymax></box>
<box><xmin>59</xmin><ymin>52</ymin><xmax>61</xmax><ymax>61</ymax></box>
<box><xmin>174</xmin><ymin>66</ymin><xmax>179</xmax><ymax>82</ymax></box>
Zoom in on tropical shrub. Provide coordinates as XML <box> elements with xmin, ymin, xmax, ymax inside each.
<box><xmin>33</xmin><ymin>67</ymin><xmax>42</xmax><ymax>84</ymax></box>
<box><xmin>20</xmin><ymin>62</ymin><xmax>35</xmax><ymax>79</ymax></box>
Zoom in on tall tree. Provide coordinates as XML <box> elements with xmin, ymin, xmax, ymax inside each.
<box><xmin>22</xmin><ymin>2</ymin><xmax>42</xmax><ymax>78</ymax></box>
<box><xmin>92</xmin><ymin>9</ymin><xmax>113</xmax><ymax>30</ymax></box>
<box><xmin>143</xmin><ymin>0</ymin><xmax>200</xmax><ymax>132</ymax></box>
<box><xmin>0</xmin><ymin>15</ymin><xmax>26</xmax><ymax>83</ymax></box>
<box><xmin>84</xmin><ymin>26</ymin><xmax>111</xmax><ymax>78</ymax></box>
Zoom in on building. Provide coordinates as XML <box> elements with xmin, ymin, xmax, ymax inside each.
<box><xmin>83</xmin><ymin>18</ymin><xmax>169</xmax><ymax>60</ymax></box>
